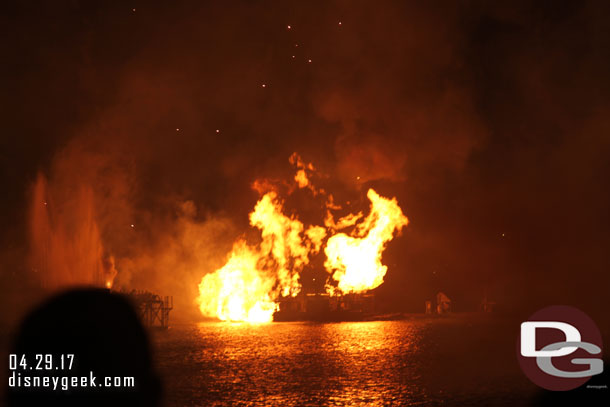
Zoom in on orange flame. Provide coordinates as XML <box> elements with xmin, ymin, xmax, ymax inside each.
<box><xmin>324</xmin><ymin>189</ymin><xmax>408</xmax><ymax>294</ymax></box>
<box><xmin>197</xmin><ymin>190</ymin><xmax>319</xmax><ymax>322</ymax></box>
<box><xmin>196</xmin><ymin>154</ymin><xmax>408</xmax><ymax>322</ymax></box>
<box><xmin>198</xmin><ymin>241</ymin><xmax>277</xmax><ymax>322</ymax></box>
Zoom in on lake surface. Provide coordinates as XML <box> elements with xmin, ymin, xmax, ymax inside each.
<box><xmin>151</xmin><ymin>316</ymin><xmax>542</xmax><ymax>406</ymax></box>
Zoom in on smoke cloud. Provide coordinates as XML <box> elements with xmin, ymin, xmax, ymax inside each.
<box><xmin>1</xmin><ymin>1</ymin><xmax>609</xmax><ymax>327</ymax></box>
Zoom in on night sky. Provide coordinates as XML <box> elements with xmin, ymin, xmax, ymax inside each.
<box><xmin>1</xmin><ymin>1</ymin><xmax>609</xmax><ymax>326</ymax></box>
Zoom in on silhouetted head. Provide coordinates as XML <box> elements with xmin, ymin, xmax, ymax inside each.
<box><xmin>7</xmin><ymin>288</ymin><xmax>161</xmax><ymax>406</ymax></box>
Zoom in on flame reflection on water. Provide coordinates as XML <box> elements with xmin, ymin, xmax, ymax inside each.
<box><xmin>153</xmin><ymin>318</ymin><xmax>532</xmax><ymax>406</ymax></box>
<box><xmin>155</xmin><ymin>320</ymin><xmax>428</xmax><ymax>406</ymax></box>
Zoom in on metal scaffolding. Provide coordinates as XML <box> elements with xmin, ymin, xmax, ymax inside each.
<box><xmin>129</xmin><ymin>290</ymin><xmax>173</xmax><ymax>329</ymax></box>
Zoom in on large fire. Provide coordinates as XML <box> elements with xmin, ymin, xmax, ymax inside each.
<box><xmin>324</xmin><ymin>189</ymin><xmax>409</xmax><ymax>294</ymax></box>
<box><xmin>196</xmin><ymin>154</ymin><xmax>408</xmax><ymax>322</ymax></box>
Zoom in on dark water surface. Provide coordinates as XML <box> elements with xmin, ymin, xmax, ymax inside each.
<box><xmin>151</xmin><ymin>316</ymin><xmax>539</xmax><ymax>406</ymax></box>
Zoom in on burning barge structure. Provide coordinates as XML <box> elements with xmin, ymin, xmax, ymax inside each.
<box><xmin>273</xmin><ymin>292</ymin><xmax>375</xmax><ymax>322</ymax></box>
